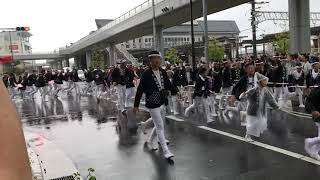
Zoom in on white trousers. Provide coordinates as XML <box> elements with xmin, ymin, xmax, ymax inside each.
<box><xmin>305</xmin><ymin>123</ymin><xmax>320</xmax><ymax>156</ymax></box>
<box><xmin>219</xmin><ymin>87</ymin><xmax>232</xmax><ymax>109</ymax></box>
<box><xmin>275</xmin><ymin>86</ymin><xmax>292</xmax><ymax>109</ymax></box>
<box><xmin>148</xmin><ymin>106</ymin><xmax>170</xmax><ymax>153</ymax></box>
<box><xmin>208</xmin><ymin>95</ymin><xmax>217</xmax><ymax>116</ymax></box>
<box><xmin>292</xmin><ymin>87</ymin><xmax>304</xmax><ymax>107</ymax></box>
<box><xmin>185</xmin><ymin>96</ymin><xmax>212</xmax><ymax>123</ymax></box>
<box><xmin>26</xmin><ymin>86</ymin><xmax>35</xmax><ymax>97</ymax></box>
<box><xmin>274</xmin><ymin>87</ymin><xmax>284</xmax><ymax>102</ymax></box>
<box><xmin>48</xmin><ymin>82</ymin><xmax>54</xmax><ymax>95</ymax></box>
<box><xmin>125</xmin><ymin>87</ymin><xmax>135</xmax><ymax>107</ymax></box>
<box><xmin>83</xmin><ymin>81</ymin><xmax>93</xmax><ymax>95</ymax></box>
<box><xmin>64</xmin><ymin>81</ymin><xmax>73</xmax><ymax>92</ymax></box>
<box><xmin>116</xmin><ymin>85</ymin><xmax>126</xmax><ymax>111</ymax></box>
<box><xmin>37</xmin><ymin>87</ymin><xmax>47</xmax><ymax>100</ymax></box>
<box><xmin>74</xmin><ymin>82</ymin><xmax>81</xmax><ymax>95</ymax></box>
<box><xmin>167</xmin><ymin>95</ymin><xmax>178</xmax><ymax>114</ymax></box>
<box><xmin>29</xmin><ymin>85</ymin><xmax>37</xmax><ymax>98</ymax></box>
<box><xmin>53</xmin><ymin>84</ymin><xmax>63</xmax><ymax>96</ymax></box>
<box><xmin>96</xmin><ymin>84</ymin><xmax>104</xmax><ymax>99</ymax></box>
<box><xmin>10</xmin><ymin>87</ymin><xmax>20</xmax><ymax>98</ymax></box>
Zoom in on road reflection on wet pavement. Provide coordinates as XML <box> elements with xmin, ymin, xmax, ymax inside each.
<box><xmin>15</xmin><ymin>96</ymin><xmax>320</xmax><ymax>180</ymax></box>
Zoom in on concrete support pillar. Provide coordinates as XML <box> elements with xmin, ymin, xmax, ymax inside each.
<box><xmin>156</xmin><ymin>26</ymin><xmax>164</xmax><ymax>57</ymax></box>
<box><xmin>109</xmin><ymin>44</ymin><xmax>116</xmax><ymax>66</ymax></box>
<box><xmin>202</xmin><ymin>0</ymin><xmax>209</xmax><ymax>62</ymax></box>
<box><xmin>53</xmin><ymin>62</ymin><xmax>59</xmax><ymax>70</ymax></box>
<box><xmin>86</xmin><ymin>51</ymin><xmax>91</xmax><ymax>69</ymax></box>
<box><xmin>235</xmin><ymin>36</ymin><xmax>240</xmax><ymax>58</ymax></box>
<box><xmin>104</xmin><ymin>48</ymin><xmax>109</xmax><ymax>66</ymax></box>
<box><xmin>245</xmin><ymin>46</ymin><xmax>248</xmax><ymax>56</ymax></box>
<box><xmin>58</xmin><ymin>59</ymin><xmax>63</xmax><ymax>70</ymax></box>
<box><xmin>289</xmin><ymin>0</ymin><xmax>311</xmax><ymax>54</ymax></box>
<box><xmin>318</xmin><ymin>35</ymin><xmax>320</xmax><ymax>53</ymax></box>
<box><xmin>74</xmin><ymin>55</ymin><xmax>80</xmax><ymax>68</ymax></box>
<box><xmin>230</xmin><ymin>43</ymin><xmax>234</xmax><ymax>59</ymax></box>
<box><xmin>65</xmin><ymin>57</ymin><xmax>70</xmax><ymax>67</ymax></box>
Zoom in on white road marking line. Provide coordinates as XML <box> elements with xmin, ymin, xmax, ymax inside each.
<box><xmin>300</xmin><ymin>156</ymin><xmax>320</xmax><ymax>165</ymax></box>
<box><xmin>165</xmin><ymin>116</ymin><xmax>320</xmax><ymax>166</ymax></box>
<box><xmin>166</xmin><ymin>115</ymin><xmax>185</xmax><ymax>122</ymax></box>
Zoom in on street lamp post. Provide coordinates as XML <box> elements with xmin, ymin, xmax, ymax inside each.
<box><xmin>8</xmin><ymin>31</ymin><xmax>15</xmax><ymax>71</ymax></box>
<box><xmin>152</xmin><ymin>0</ymin><xmax>157</xmax><ymax>51</ymax></box>
<box><xmin>190</xmin><ymin>0</ymin><xmax>196</xmax><ymax>71</ymax></box>
<box><xmin>251</xmin><ymin>0</ymin><xmax>257</xmax><ymax>60</ymax></box>
<box><xmin>202</xmin><ymin>0</ymin><xmax>209</xmax><ymax>63</ymax></box>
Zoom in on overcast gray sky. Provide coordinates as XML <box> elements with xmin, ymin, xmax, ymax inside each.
<box><xmin>1</xmin><ymin>0</ymin><xmax>319</xmax><ymax>52</ymax></box>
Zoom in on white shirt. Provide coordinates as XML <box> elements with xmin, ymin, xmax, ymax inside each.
<box><xmin>247</xmin><ymin>77</ymin><xmax>255</xmax><ymax>90</ymax></box>
<box><xmin>199</xmin><ymin>75</ymin><xmax>205</xmax><ymax>90</ymax></box>
<box><xmin>303</xmin><ymin>62</ymin><xmax>312</xmax><ymax>75</ymax></box>
<box><xmin>186</xmin><ymin>72</ymin><xmax>191</xmax><ymax>83</ymax></box>
<box><xmin>293</xmin><ymin>70</ymin><xmax>302</xmax><ymax>80</ymax></box>
<box><xmin>312</xmin><ymin>69</ymin><xmax>319</xmax><ymax>79</ymax></box>
<box><xmin>199</xmin><ymin>74</ymin><xmax>205</xmax><ymax>81</ymax></box>
<box><xmin>153</xmin><ymin>69</ymin><xmax>163</xmax><ymax>89</ymax></box>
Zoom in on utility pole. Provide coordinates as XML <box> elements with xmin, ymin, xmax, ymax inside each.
<box><xmin>251</xmin><ymin>0</ymin><xmax>257</xmax><ymax>60</ymax></box>
<box><xmin>202</xmin><ymin>0</ymin><xmax>209</xmax><ymax>63</ymax></box>
<box><xmin>190</xmin><ymin>0</ymin><xmax>196</xmax><ymax>71</ymax></box>
<box><xmin>152</xmin><ymin>0</ymin><xmax>157</xmax><ymax>51</ymax></box>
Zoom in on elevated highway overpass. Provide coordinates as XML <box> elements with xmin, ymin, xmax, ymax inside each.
<box><xmin>60</xmin><ymin>0</ymin><xmax>251</xmax><ymax>65</ymax></box>
<box><xmin>12</xmin><ymin>52</ymin><xmax>63</xmax><ymax>61</ymax></box>
<box><xmin>12</xmin><ymin>0</ymin><xmax>311</xmax><ymax>69</ymax></box>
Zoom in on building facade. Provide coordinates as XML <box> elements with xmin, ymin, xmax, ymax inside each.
<box><xmin>95</xmin><ymin>19</ymin><xmax>240</xmax><ymax>60</ymax></box>
<box><xmin>0</xmin><ymin>31</ymin><xmax>32</xmax><ymax>74</ymax></box>
<box><xmin>117</xmin><ymin>20</ymin><xmax>240</xmax><ymax>51</ymax></box>
<box><xmin>0</xmin><ymin>31</ymin><xmax>32</xmax><ymax>55</ymax></box>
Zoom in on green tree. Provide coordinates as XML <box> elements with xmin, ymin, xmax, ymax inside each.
<box><xmin>273</xmin><ymin>32</ymin><xmax>289</xmax><ymax>55</ymax></box>
<box><xmin>91</xmin><ymin>48</ymin><xmax>105</xmax><ymax>68</ymax></box>
<box><xmin>3</xmin><ymin>60</ymin><xmax>22</xmax><ymax>74</ymax></box>
<box><xmin>74</xmin><ymin>168</ymin><xmax>96</xmax><ymax>180</ymax></box>
<box><xmin>165</xmin><ymin>48</ymin><xmax>182</xmax><ymax>65</ymax></box>
<box><xmin>208</xmin><ymin>38</ymin><xmax>224</xmax><ymax>62</ymax></box>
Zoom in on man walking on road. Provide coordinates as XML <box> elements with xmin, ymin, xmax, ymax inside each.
<box><xmin>133</xmin><ymin>50</ymin><xmax>177</xmax><ymax>161</ymax></box>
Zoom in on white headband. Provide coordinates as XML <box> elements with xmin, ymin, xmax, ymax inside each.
<box><xmin>148</xmin><ymin>54</ymin><xmax>161</xmax><ymax>58</ymax></box>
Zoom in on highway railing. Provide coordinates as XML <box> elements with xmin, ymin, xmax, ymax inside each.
<box><xmin>61</xmin><ymin>0</ymin><xmax>192</xmax><ymax>54</ymax></box>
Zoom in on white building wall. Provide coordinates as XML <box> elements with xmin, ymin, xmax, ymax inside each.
<box><xmin>0</xmin><ymin>32</ymin><xmax>32</xmax><ymax>55</ymax></box>
<box><xmin>122</xmin><ymin>34</ymin><xmax>204</xmax><ymax>50</ymax></box>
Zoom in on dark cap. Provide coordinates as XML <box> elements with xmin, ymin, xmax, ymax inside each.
<box><xmin>148</xmin><ymin>50</ymin><xmax>162</xmax><ymax>58</ymax></box>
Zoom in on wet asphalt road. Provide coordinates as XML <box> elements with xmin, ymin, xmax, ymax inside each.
<box><xmin>14</xmin><ymin>94</ymin><xmax>320</xmax><ymax>180</ymax></box>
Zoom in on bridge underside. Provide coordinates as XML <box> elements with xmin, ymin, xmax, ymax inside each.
<box><xmin>109</xmin><ymin>0</ymin><xmax>249</xmax><ymax>44</ymax></box>
<box><xmin>64</xmin><ymin>0</ymin><xmax>250</xmax><ymax>55</ymax></box>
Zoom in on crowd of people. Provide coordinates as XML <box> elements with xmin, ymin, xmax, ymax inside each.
<box><xmin>2</xmin><ymin>51</ymin><xmax>320</xmax><ymax>161</ymax></box>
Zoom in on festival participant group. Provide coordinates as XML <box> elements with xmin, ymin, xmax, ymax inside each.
<box><xmin>2</xmin><ymin>51</ymin><xmax>320</xmax><ymax>161</ymax></box>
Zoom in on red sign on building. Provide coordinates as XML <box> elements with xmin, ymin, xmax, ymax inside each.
<box><xmin>9</xmin><ymin>45</ymin><xmax>19</xmax><ymax>51</ymax></box>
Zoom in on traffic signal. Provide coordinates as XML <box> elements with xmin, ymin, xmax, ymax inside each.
<box><xmin>16</xmin><ymin>27</ymin><xmax>30</xmax><ymax>32</ymax></box>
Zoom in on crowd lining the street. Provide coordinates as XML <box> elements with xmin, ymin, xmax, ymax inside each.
<box><xmin>2</xmin><ymin>51</ymin><xmax>320</xmax><ymax>161</ymax></box>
